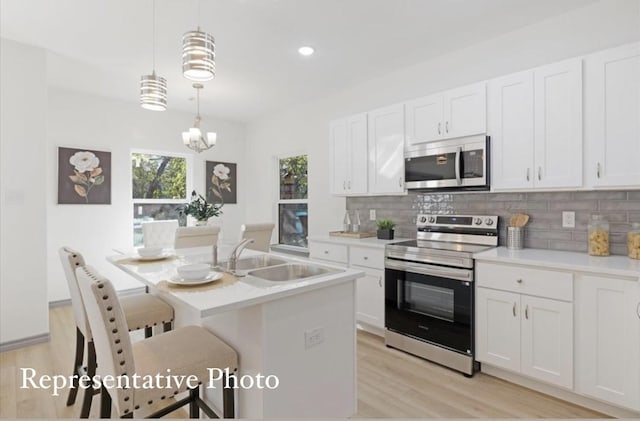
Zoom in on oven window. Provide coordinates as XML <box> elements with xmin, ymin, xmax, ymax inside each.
<box><xmin>404</xmin><ymin>281</ymin><xmax>454</xmax><ymax>322</ymax></box>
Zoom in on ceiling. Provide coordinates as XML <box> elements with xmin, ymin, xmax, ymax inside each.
<box><xmin>0</xmin><ymin>0</ymin><xmax>597</xmax><ymax>123</ymax></box>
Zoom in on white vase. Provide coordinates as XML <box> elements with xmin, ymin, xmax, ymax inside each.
<box><xmin>195</xmin><ymin>220</ymin><xmax>208</xmax><ymax>226</ymax></box>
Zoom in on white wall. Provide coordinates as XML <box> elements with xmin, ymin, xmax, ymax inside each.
<box><xmin>46</xmin><ymin>86</ymin><xmax>247</xmax><ymax>302</ymax></box>
<box><xmin>0</xmin><ymin>39</ymin><xmax>49</xmax><ymax>343</ymax></box>
<box><xmin>244</xmin><ymin>0</ymin><xmax>640</xmax><ymax>237</ymax></box>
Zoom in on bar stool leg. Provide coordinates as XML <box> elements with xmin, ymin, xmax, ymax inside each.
<box><xmin>80</xmin><ymin>341</ymin><xmax>97</xmax><ymax>418</ymax></box>
<box><xmin>222</xmin><ymin>372</ymin><xmax>235</xmax><ymax>418</ymax></box>
<box><xmin>99</xmin><ymin>385</ymin><xmax>112</xmax><ymax>418</ymax></box>
<box><xmin>189</xmin><ymin>387</ymin><xmax>200</xmax><ymax>418</ymax></box>
<box><xmin>66</xmin><ymin>327</ymin><xmax>84</xmax><ymax>406</ymax></box>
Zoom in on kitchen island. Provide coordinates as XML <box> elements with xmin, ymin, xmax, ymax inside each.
<box><xmin>109</xmin><ymin>246</ymin><xmax>363</xmax><ymax>418</ymax></box>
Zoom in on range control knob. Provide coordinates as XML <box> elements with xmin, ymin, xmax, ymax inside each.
<box><xmin>419</xmin><ymin>216</ymin><xmax>427</xmax><ymax>223</ymax></box>
<box><xmin>428</xmin><ymin>216</ymin><xmax>436</xmax><ymax>223</ymax></box>
<box><xmin>474</xmin><ymin>218</ymin><xmax>483</xmax><ymax>225</ymax></box>
<box><xmin>485</xmin><ymin>218</ymin><xmax>494</xmax><ymax>226</ymax></box>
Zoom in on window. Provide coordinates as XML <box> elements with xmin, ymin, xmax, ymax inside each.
<box><xmin>278</xmin><ymin>155</ymin><xmax>308</xmax><ymax>248</ymax></box>
<box><xmin>131</xmin><ymin>151</ymin><xmax>191</xmax><ymax>246</ymax></box>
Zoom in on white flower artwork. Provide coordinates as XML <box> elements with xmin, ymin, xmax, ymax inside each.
<box><xmin>206</xmin><ymin>161</ymin><xmax>237</xmax><ymax>204</ymax></box>
<box><xmin>58</xmin><ymin>147</ymin><xmax>111</xmax><ymax>204</ymax></box>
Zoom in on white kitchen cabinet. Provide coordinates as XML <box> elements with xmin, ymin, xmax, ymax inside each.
<box><xmin>476</xmin><ymin>261</ymin><xmax>574</xmax><ymax>389</ymax></box>
<box><xmin>576</xmin><ymin>274</ymin><xmax>640</xmax><ymax>411</ymax></box>
<box><xmin>489</xmin><ymin>58</ymin><xmax>582</xmax><ymax>190</ymax></box>
<box><xmin>533</xmin><ymin>58</ymin><xmax>583</xmax><ymax>188</ymax></box>
<box><xmin>405</xmin><ymin>93</ymin><xmax>443</xmax><ymax>146</ymax></box>
<box><xmin>356</xmin><ymin>268</ymin><xmax>384</xmax><ymax>330</ymax></box>
<box><xmin>367</xmin><ymin>103</ymin><xmax>405</xmax><ymax>194</ymax></box>
<box><xmin>443</xmin><ymin>82</ymin><xmax>487</xmax><ymax>139</ymax></box>
<box><xmin>520</xmin><ymin>295</ymin><xmax>573</xmax><ymax>389</ymax></box>
<box><xmin>329</xmin><ymin>113</ymin><xmax>368</xmax><ymax>195</ymax></box>
<box><xmin>488</xmin><ymin>70</ymin><xmax>535</xmax><ymax>189</ymax></box>
<box><xmin>584</xmin><ymin>42</ymin><xmax>640</xmax><ymax>188</ymax></box>
<box><xmin>476</xmin><ymin>288</ymin><xmax>521</xmax><ymax>372</ymax></box>
<box><xmin>405</xmin><ymin>82</ymin><xmax>486</xmax><ymax>146</ymax></box>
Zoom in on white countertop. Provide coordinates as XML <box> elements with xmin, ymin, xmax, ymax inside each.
<box><xmin>308</xmin><ymin>235</ymin><xmax>412</xmax><ymax>249</ymax></box>
<box><xmin>108</xmin><ymin>246</ymin><xmax>364</xmax><ymax>318</ymax></box>
<box><xmin>474</xmin><ymin>247</ymin><xmax>640</xmax><ymax>279</ymax></box>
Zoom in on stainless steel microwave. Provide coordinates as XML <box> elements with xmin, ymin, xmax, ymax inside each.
<box><xmin>404</xmin><ymin>135</ymin><xmax>490</xmax><ymax>191</ymax></box>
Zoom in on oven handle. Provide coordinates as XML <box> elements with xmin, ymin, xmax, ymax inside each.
<box><xmin>455</xmin><ymin>146</ymin><xmax>462</xmax><ymax>185</ymax></box>
<box><xmin>385</xmin><ymin>258</ymin><xmax>473</xmax><ymax>282</ymax></box>
<box><xmin>397</xmin><ymin>279</ymin><xmax>403</xmax><ymax>310</ymax></box>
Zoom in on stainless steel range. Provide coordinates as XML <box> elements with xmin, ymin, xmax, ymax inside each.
<box><xmin>384</xmin><ymin>214</ymin><xmax>498</xmax><ymax>376</ymax></box>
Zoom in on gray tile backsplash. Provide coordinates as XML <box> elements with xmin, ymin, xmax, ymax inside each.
<box><xmin>346</xmin><ymin>190</ymin><xmax>640</xmax><ymax>255</ymax></box>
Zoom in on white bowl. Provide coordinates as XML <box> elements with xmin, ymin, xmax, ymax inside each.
<box><xmin>137</xmin><ymin>246</ymin><xmax>164</xmax><ymax>258</ymax></box>
<box><xmin>177</xmin><ymin>263</ymin><xmax>210</xmax><ymax>280</ymax></box>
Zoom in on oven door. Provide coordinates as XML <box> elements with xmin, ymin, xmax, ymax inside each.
<box><xmin>404</xmin><ymin>136</ymin><xmax>488</xmax><ymax>190</ymax></box>
<box><xmin>385</xmin><ymin>258</ymin><xmax>474</xmax><ymax>355</ymax></box>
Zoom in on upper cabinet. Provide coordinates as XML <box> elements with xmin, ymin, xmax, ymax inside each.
<box><xmin>405</xmin><ymin>82</ymin><xmax>486</xmax><ymax>146</ymax></box>
<box><xmin>329</xmin><ymin>113</ymin><xmax>368</xmax><ymax>195</ymax></box>
<box><xmin>584</xmin><ymin>42</ymin><xmax>640</xmax><ymax>188</ymax></box>
<box><xmin>489</xmin><ymin>70</ymin><xmax>535</xmax><ymax>189</ymax></box>
<box><xmin>489</xmin><ymin>58</ymin><xmax>582</xmax><ymax>190</ymax></box>
<box><xmin>368</xmin><ymin>104</ymin><xmax>406</xmax><ymax>194</ymax></box>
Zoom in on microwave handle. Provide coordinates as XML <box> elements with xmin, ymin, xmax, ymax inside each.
<box><xmin>455</xmin><ymin>146</ymin><xmax>462</xmax><ymax>185</ymax></box>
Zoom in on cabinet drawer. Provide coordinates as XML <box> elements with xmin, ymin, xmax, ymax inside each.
<box><xmin>309</xmin><ymin>242</ymin><xmax>348</xmax><ymax>264</ymax></box>
<box><xmin>350</xmin><ymin>246</ymin><xmax>384</xmax><ymax>270</ymax></box>
<box><xmin>476</xmin><ymin>262</ymin><xmax>573</xmax><ymax>302</ymax></box>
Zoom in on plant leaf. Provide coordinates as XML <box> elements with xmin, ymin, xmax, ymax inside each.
<box><xmin>69</xmin><ymin>175</ymin><xmax>83</xmax><ymax>183</ymax></box>
<box><xmin>74</xmin><ymin>171</ymin><xmax>88</xmax><ymax>181</ymax></box>
<box><xmin>91</xmin><ymin>167</ymin><xmax>102</xmax><ymax>177</ymax></box>
<box><xmin>74</xmin><ymin>185</ymin><xmax>87</xmax><ymax>197</ymax></box>
<box><xmin>93</xmin><ymin>175</ymin><xmax>105</xmax><ymax>185</ymax></box>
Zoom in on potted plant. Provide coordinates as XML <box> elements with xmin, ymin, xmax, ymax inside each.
<box><xmin>178</xmin><ymin>190</ymin><xmax>223</xmax><ymax>225</ymax></box>
<box><xmin>376</xmin><ymin>218</ymin><xmax>396</xmax><ymax>240</ymax></box>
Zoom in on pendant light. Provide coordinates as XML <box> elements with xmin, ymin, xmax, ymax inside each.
<box><xmin>182</xmin><ymin>0</ymin><xmax>215</xmax><ymax>81</ymax></box>
<box><xmin>182</xmin><ymin>83</ymin><xmax>217</xmax><ymax>153</ymax></box>
<box><xmin>140</xmin><ymin>0</ymin><xmax>167</xmax><ymax>111</ymax></box>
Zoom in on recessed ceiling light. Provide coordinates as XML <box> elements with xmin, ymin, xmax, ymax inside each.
<box><xmin>298</xmin><ymin>46</ymin><xmax>315</xmax><ymax>56</ymax></box>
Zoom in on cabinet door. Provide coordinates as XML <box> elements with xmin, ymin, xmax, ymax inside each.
<box><xmin>476</xmin><ymin>288</ymin><xmax>521</xmax><ymax>372</ymax></box>
<box><xmin>356</xmin><ymin>268</ymin><xmax>384</xmax><ymax>330</ymax></box>
<box><xmin>533</xmin><ymin>58</ymin><xmax>583</xmax><ymax>188</ymax></box>
<box><xmin>368</xmin><ymin>104</ymin><xmax>405</xmax><ymax>194</ymax></box>
<box><xmin>576</xmin><ymin>275</ymin><xmax>640</xmax><ymax>410</ymax></box>
<box><xmin>405</xmin><ymin>93</ymin><xmax>443</xmax><ymax>146</ymax></box>
<box><xmin>521</xmin><ymin>295</ymin><xmax>573</xmax><ymax>389</ymax></box>
<box><xmin>347</xmin><ymin>113</ymin><xmax>368</xmax><ymax>194</ymax></box>
<box><xmin>488</xmin><ymin>71</ymin><xmax>535</xmax><ymax>189</ymax></box>
<box><xmin>585</xmin><ymin>42</ymin><xmax>640</xmax><ymax>188</ymax></box>
<box><xmin>443</xmin><ymin>82</ymin><xmax>487</xmax><ymax>139</ymax></box>
<box><xmin>329</xmin><ymin>119</ymin><xmax>349</xmax><ymax>195</ymax></box>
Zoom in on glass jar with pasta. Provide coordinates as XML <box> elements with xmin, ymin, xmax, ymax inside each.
<box><xmin>588</xmin><ymin>215</ymin><xmax>610</xmax><ymax>256</ymax></box>
<box><xmin>628</xmin><ymin>222</ymin><xmax>640</xmax><ymax>260</ymax></box>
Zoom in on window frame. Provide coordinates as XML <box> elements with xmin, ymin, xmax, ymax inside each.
<box><xmin>275</xmin><ymin>152</ymin><xmax>309</xmax><ymax>250</ymax></box>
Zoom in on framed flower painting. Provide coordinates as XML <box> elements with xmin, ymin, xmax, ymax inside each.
<box><xmin>205</xmin><ymin>161</ymin><xmax>237</xmax><ymax>204</ymax></box>
<box><xmin>57</xmin><ymin>147</ymin><xmax>111</xmax><ymax>204</ymax></box>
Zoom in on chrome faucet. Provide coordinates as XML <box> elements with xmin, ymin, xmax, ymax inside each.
<box><xmin>227</xmin><ymin>238</ymin><xmax>255</xmax><ymax>272</ymax></box>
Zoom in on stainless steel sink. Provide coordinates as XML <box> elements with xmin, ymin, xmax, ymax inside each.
<box><xmin>248</xmin><ymin>263</ymin><xmax>335</xmax><ymax>282</ymax></box>
<box><xmin>219</xmin><ymin>255</ymin><xmax>287</xmax><ymax>270</ymax></box>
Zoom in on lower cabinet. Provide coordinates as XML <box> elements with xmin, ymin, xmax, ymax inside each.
<box><xmin>476</xmin><ymin>287</ymin><xmax>573</xmax><ymax>389</ymax></box>
<box><xmin>309</xmin><ymin>240</ymin><xmax>386</xmax><ymax>334</ymax></box>
<box><xmin>355</xmin><ymin>268</ymin><xmax>384</xmax><ymax>329</ymax></box>
<box><xmin>576</xmin><ymin>274</ymin><xmax>640</xmax><ymax>411</ymax></box>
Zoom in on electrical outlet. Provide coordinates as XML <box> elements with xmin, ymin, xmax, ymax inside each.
<box><xmin>562</xmin><ymin>211</ymin><xmax>575</xmax><ymax>228</ymax></box>
<box><xmin>369</xmin><ymin>209</ymin><xmax>376</xmax><ymax>221</ymax></box>
<box><xmin>304</xmin><ymin>327</ymin><xmax>324</xmax><ymax>349</ymax></box>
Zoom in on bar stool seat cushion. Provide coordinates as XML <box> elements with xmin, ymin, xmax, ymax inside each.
<box><xmin>121</xmin><ymin>294</ymin><xmax>174</xmax><ymax>331</ymax></box>
<box><xmin>132</xmin><ymin>325</ymin><xmax>238</xmax><ymax>407</ymax></box>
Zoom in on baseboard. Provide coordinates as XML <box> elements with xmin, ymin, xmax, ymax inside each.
<box><xmin>48</xmin><ymin>286</ymin><xmax>146</xmax><ymax>308</ymax></box>
<box><xmin>0</xmin><ymin>333</ymin><xmax>50</xmax><ymax>353</ymax></box>
<box><xmin>481</xmin><ymin>363</ymin><xmax>640</xmax><ymax>418</ymax></box>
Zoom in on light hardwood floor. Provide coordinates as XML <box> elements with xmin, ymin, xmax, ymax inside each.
<box><xmin>1</xmin><ymin>306</ymin><xmax>605</xmax><ymax>419</ymax></box>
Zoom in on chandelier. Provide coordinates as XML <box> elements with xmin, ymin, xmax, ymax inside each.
<box><xmin>182</xmin><ymin>83</ymin><xmax>216</xmax><ymax>153</ymax></box>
